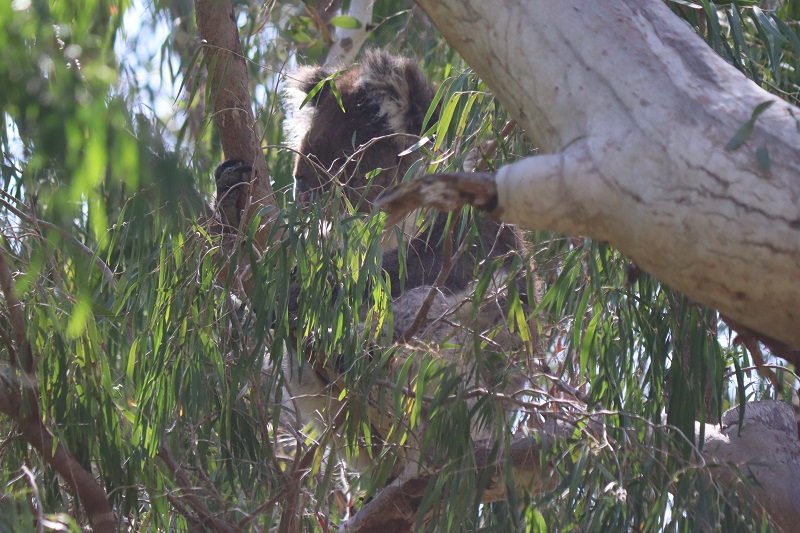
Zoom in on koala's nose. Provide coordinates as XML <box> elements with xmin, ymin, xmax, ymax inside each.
<box><xmin>293</xmin><ymin>177</ymin><xmax>315</xmax><ymax>204</ymax></box>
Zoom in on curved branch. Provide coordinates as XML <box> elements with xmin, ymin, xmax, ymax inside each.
<box><xmin>0</xmin><ymin>251</ymin><xmax>116</xmax><ymax>533</ymax></box>
<box><xmin>410</xmin><ymin>0</ymin><xmax>800</xmax><ymax>352</ymax></box>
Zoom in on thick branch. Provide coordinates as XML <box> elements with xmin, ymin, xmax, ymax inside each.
<box><xmin>412</xmin><ymin>0</ymin><xmax>800</xmax><ymax>350</ymax></box>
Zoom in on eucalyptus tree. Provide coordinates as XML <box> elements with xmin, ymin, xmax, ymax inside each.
<box><xmin>1</xmin><ymin>1</ymin><xmax>798</xmax><ymax>531</ymax></box>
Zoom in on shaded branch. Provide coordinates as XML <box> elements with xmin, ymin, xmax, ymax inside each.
<box><xmin>0</xmin><ymin>250</ymin><xmax>116</xmax><ymax>533</ymax></box>
<box><xmin>339</xmin><ymin>434</ymin><xmax>555</xmax><ymax>533</ymax></box>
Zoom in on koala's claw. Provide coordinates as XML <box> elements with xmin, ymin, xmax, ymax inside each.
<box><xmin>377</xmin><ymin>172</ymin><xmax>500</xmax><ymax>227</ymax></box>
<box><xmin>214</xmin><ymin>159</ymin><xmax>253</xmax><ymax>229</ymax></box>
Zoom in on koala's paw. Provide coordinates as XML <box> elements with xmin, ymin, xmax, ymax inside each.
<box><xmin>214</xmin><ymin>159</ymin><xmax>253</xmax><ymax>230</ymax></box>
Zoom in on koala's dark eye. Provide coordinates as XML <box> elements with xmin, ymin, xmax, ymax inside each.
<box><xmin>285</xmin><ymin>50</ymin><xmax>439</xmax><ymax>214</ymax></box>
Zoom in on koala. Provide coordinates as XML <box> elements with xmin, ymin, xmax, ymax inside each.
<box><xmin>283</xmin><ymin>49</ymin><xmax>525</xmax><ymax>301</ymax></box>
<box><xmin>215</xmin><ymin>50</ymin><xmax>536</xmax><ymax>476</ymax></box>
<box><xmin>281</xmin><ymin>50</ymin><xmax>537</xmax><ymax>467</ymax></box>
<box><xmin>285</xmin><ymin>49</ymin><xmax>434</xmax><ymax>210</ymax></box>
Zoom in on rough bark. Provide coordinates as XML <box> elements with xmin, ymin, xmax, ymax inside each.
<box><xmin>195</xmin><ymin>0</ymin><xmax>275</xmax><ymax>244</ymax></box>
<box><xmin>411</xmin><ymin>0</ymin><xmax>800</xmax><ymax>352</ymax></box>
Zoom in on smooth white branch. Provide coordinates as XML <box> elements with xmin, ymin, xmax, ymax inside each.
<box><xmin>325</xmin><ymin>0</ymin><xmax>373</xmax><ymax>66</ymax></box>
<box><xmin>413</xmin><ymin>0</ymin><xmax>800</xmax><ymax>348</ymax></box>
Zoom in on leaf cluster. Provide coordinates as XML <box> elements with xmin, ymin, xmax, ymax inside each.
<box><xmin>0</xmin><ymin>1</ymin><xmax>795</xmax><ymax>531</ymax></box>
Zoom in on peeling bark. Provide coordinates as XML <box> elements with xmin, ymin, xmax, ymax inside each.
<box><xmin>411</xmin><ymin>0</ymin><xmax>800</xmax><ymax>351</ymax></box>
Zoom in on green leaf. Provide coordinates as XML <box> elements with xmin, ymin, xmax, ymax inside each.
<box><xmin>299</xmin><ymin>71</ymin><xmax>344</xmax><ymax>111</ymax></box>
<box><xmin>434</xmin><ymin>92</ymin><xmax>460</xmax><ymax>151</ymax></box>
<box><xmin>329</xmin><ymin>15</ymin><xmax>362</xmax><ymax>30</ymax></box>
<box><xmin>725</xmin><ymin>100</ymin><xmax>774</xmax><ymax>151</ymax></box>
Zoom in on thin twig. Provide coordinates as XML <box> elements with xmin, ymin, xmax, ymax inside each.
<box><xmin>21</xmin><ymin>465</ymin><xmax>44</xmax><ymax>533</ymax></box>
<box><xmin>0</xmin><ymin>193</ymin><xmax>117</xmax><ymax>289</ymax></box>
<box><xmin>277</xmin><ymin>399</ymin><xmax>349</xmax><ymax>532</ymax></box>
<box><xmin>372</xmin><ymin>377</ymin><xmax>583</xmax><ymax>414</ymax></box>
<box><xmin>531</xmin><ymin>361</ymin><xmax>590</xmax><ymax>404</ymax></box>
<box><xmin>0</xmin><ymin>246</ymin><xmax>34</xmax><ymax>373</ymax></box>
<box><xmin>0</xmin><ymin>325</ymin><xmax>17</xmax><ymax>365</ymax></box>
<box><xmin>156</xmin><ymin>442</ymin><xmax>236</xmax><ymax>533</ymax></box>
<box><xmin>472</xmin><ymin>119</ymin><xmax>518</xmax><ymax>172</ymax></box>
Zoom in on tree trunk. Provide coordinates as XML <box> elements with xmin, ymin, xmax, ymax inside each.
<box><xmin>414</xmin><ymin>0</ymin><xmax>800</xmax><ymax>352</ymax></box>
<box><xmin>195</xmin><ymin>0</ymin><xmax>275</xmax><ymax>247</ymax></box>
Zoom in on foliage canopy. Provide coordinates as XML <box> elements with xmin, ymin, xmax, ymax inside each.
<box><xmin>1</xmin><ymin>0</ymin><xmax>799</xmax><ymax>531</ymax></box>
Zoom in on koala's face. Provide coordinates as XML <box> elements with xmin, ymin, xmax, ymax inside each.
<box><xmin>292</xmin><ymin>72</ymin><xmax>409</xmax><ymax>210</ymax></box>
<box><xmin>286</xmin><ymin>51</ymin><xmax>436</xmax><ymax>212</ymax></box>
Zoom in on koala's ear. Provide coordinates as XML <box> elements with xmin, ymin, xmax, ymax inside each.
<box><xmin>283</xmin><ymin>65</ymin><xmax>337</xmax><ymax>113</ymax></box>
<box><xmin>283</xmin><ymin>65</ymin><xmax>335</xmax><ymax>150</ymax></box>
<box><xmin>289</xmin><ymin>66</ymin><xmax>331</xmax><ymax>98</ymax></box>
<box><xmin>356</xmin><ymin>49</ymin><xmax>437</xmax><ymax>135</ymax></box>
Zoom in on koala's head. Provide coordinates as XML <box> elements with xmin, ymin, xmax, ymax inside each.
<box><xmin>283</xmin><ymin>50</ymin><xmax>436</xmax><ymax>210</ymax></box>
